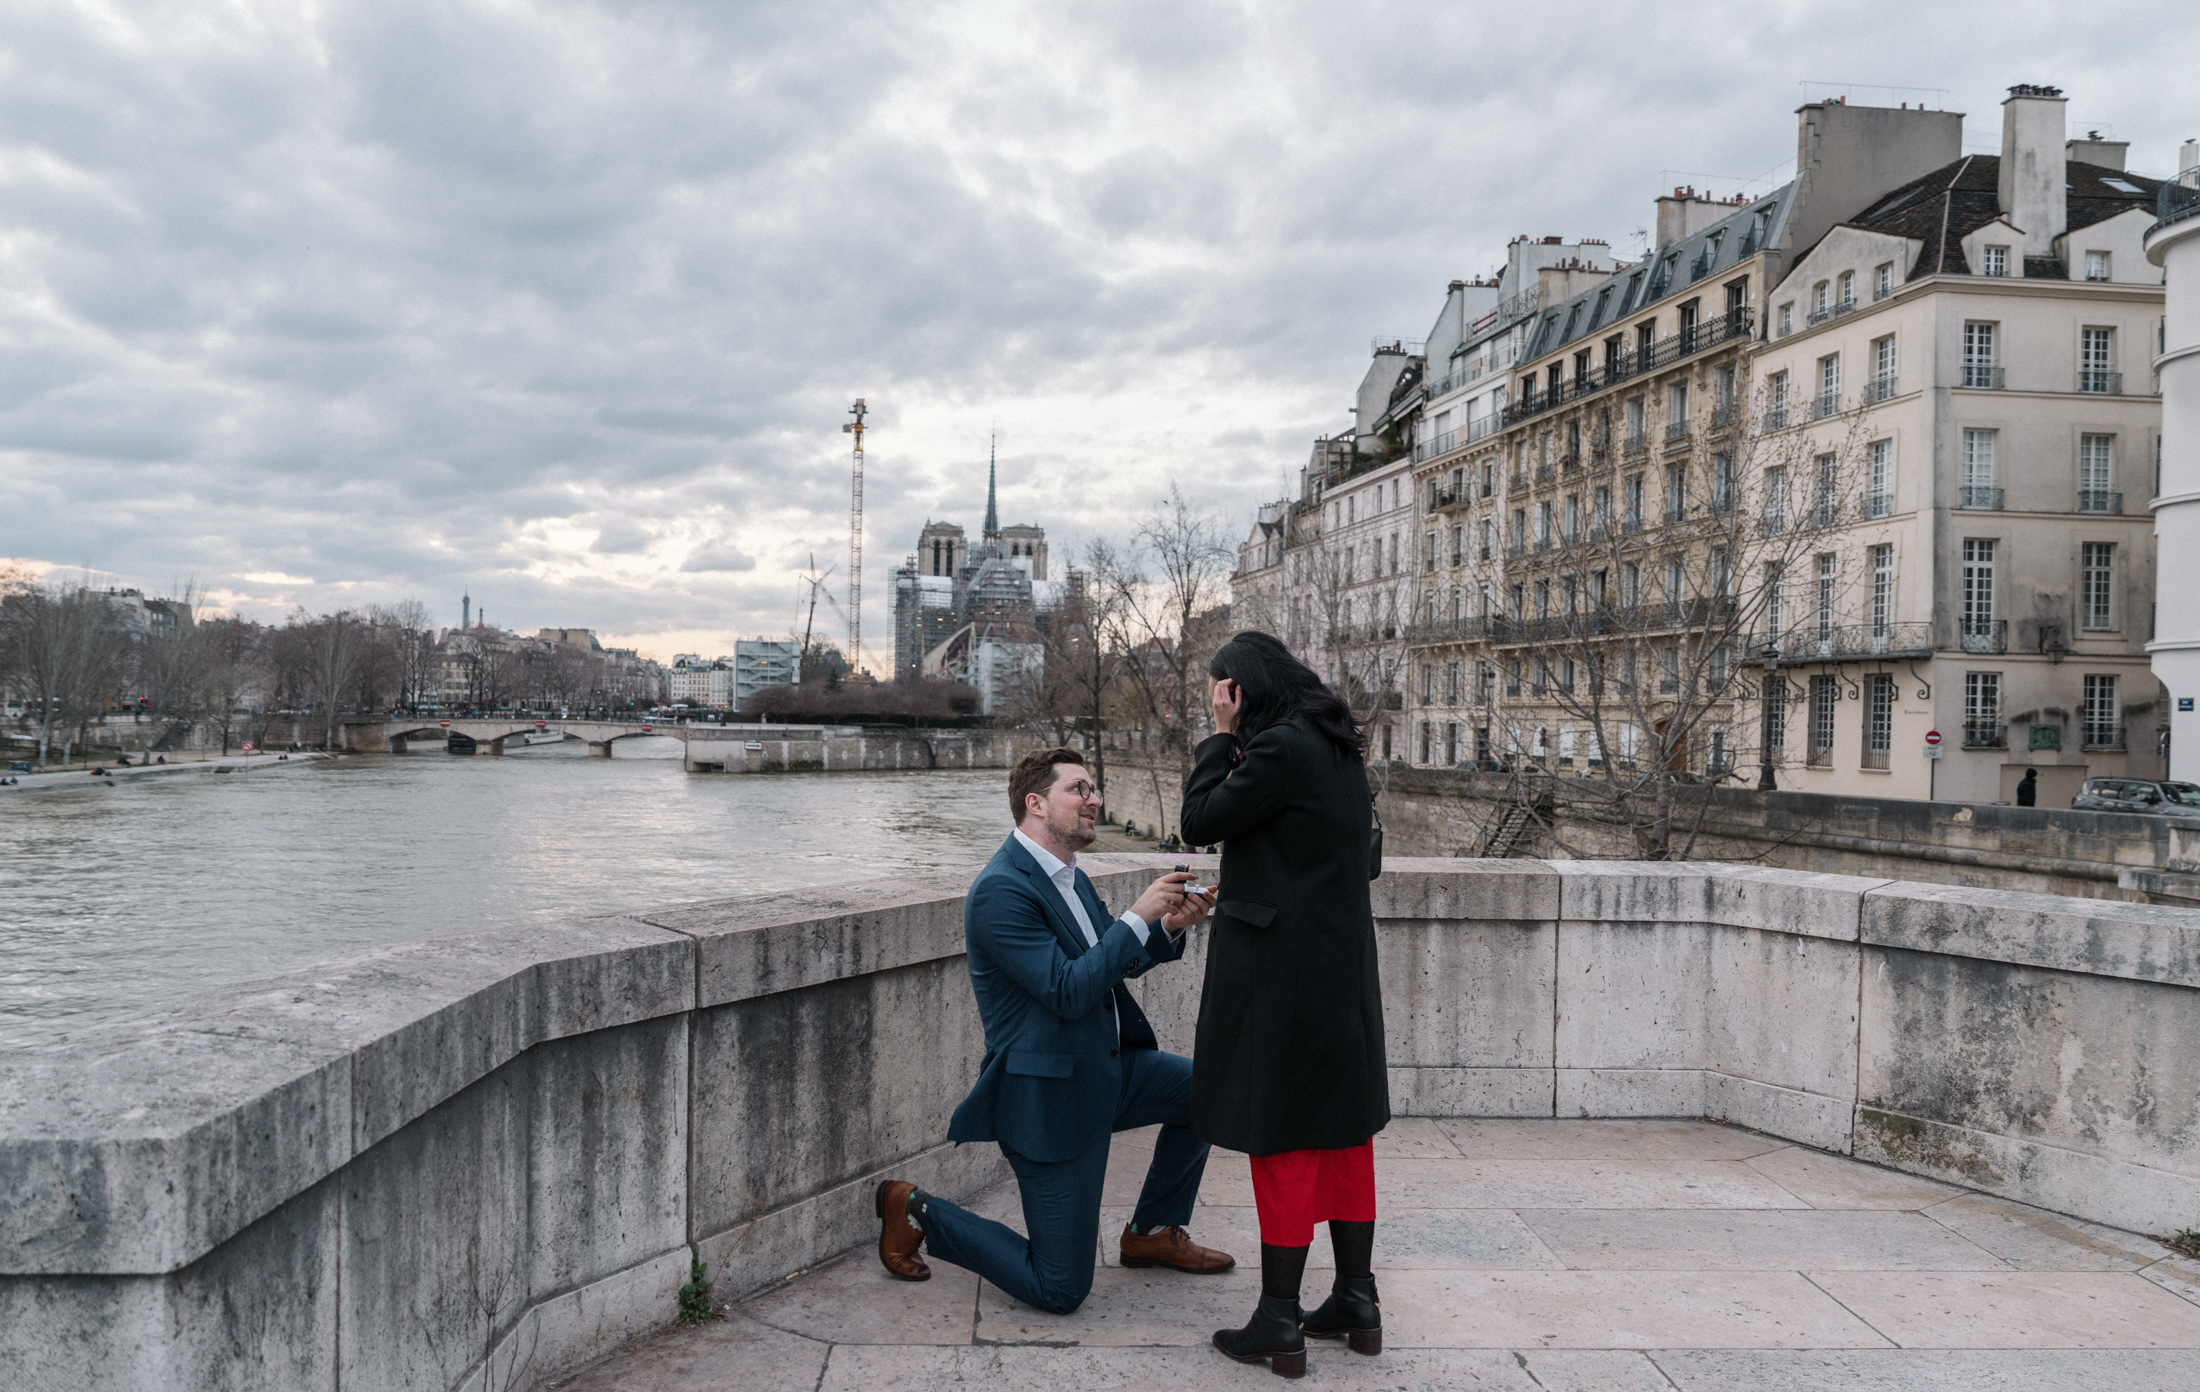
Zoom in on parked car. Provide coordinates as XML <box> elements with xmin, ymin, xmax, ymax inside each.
<box><xmin>2070</xmin><ymin>778</ymin><xmax>2200</xmax><ymax>815</ymax></box>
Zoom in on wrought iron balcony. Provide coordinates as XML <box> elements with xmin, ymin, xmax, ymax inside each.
<box><xmin>1762</xmin><ymin>406</ymin><xmax>1790</xmax><ymax>431</ymax></box>
<box><xmin>1666</xmin><ymin>419</ymin><xmax>1691</xmax><ymax>442</ymax></box>
<box><xmin>2082</xmin><ymin>723</ymin><xmax>2126</xmax><ymax>751</ymax></box>
<box><xmin>1869</xmin><ymin>374</ymin><xmax>1899</xmax><ymax>403</ymax></box>
<box><xmin>1864</xmin><ymin>492</ymin><xmax>1892</xmax><ymax>519</ymax></box>
<box><xmin>2078</xmin><ymin>490</ymin><xmax>2123</xmax><ymax>514</ymax></box>
<box><xmin>1814</xmin><ymin>392</ymin><xmax>1842</xmax><ymax>420</ymax></box>
<box><xmin>1959</xmin><ymin>486</ymin><xmax>2003</xmax><ymax>511</ymax></box>
<box><xmin>1960</xmin><ymin>620</ymin><xmax>2008</xmax><ymax>655</ymax></box>
<box><xmin>1806</xmin><ymin>301</ymin><xmax>1856</xmax><ymax>327</ymax></box>
<box><xmin>1962</xmin><ymin>722</ymin><xmax>2007</xmax><ymax>749</ymax></box>
<box><xmin>1961</xmin><ymin>364</ymin><xmax>2004</xmax><ymax>390</ymax></box>
<box><xmin>2078</xmin><ymin>369</ymin><xmax>2122</xmax><ymax>395</ymax></box>
<box><xmin>1746</xmin><ymin>622</ymin><xmax>1933</xmax><ymax>663</ymax></box>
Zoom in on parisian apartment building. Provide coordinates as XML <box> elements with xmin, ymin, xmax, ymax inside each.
<box><xmin>1232</xmin><ymin>83</ymin><xmax>2172</xmax><ymax>806</ymax></box>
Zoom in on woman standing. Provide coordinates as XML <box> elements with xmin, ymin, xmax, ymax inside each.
<box><xmin>1181</xmin><ymin>631</ymin><xmax>1387</xmax><ymax>1377</ymax></box>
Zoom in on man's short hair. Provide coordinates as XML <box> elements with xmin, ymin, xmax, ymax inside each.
<box><xmin>1009</xmin><ymin>747</ymin><xmax>1087</xmax><ymax>824</ymax></box>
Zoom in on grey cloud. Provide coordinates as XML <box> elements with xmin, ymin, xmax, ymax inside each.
<box><xmin>0</xmin><ymin>0</ymin><xmax>2192</xmax><ymax>648</ymax></box>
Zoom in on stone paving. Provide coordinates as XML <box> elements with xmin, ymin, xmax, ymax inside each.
<box><xmin>551</xmin><ymin>1120</ymin><xmax>2200</xmax><ymax>1391</ymax></box>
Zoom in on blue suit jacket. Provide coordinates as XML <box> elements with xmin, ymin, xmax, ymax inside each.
<box><xmin>946</xmin><ymin>835</ymin><xmax>1188</xmax><ymax>1162</ymax></box>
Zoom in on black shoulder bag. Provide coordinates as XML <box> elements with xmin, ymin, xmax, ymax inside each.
<box><xmin>1368</xmin><ymin>803</ymin><xmax>1384</xmax><ymax>880</ymax></box>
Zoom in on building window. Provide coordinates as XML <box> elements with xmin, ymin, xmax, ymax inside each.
<box><xmin>1660</xmin><ymin>646</ymin><xmax>1680</xmax><ymax>694</ymax></box>
<box><xmin>1812</xmin><ymin>280</ymin><xmax>1829</xmax><ymax>313</ymax></box>
<box><xmin>1766</xmin><ymin>562</ymin><xmax>1786</xmax><ymax>640</ymax></box>
<box><xmin>1960</xmin><ymin>429</ymin><xmax>1998</xmax><ymax>509</ymax></box>
<box><xmin>1668</xmin><ymin>381</ymin><xmax>1689</xmax><ymax>436</ymax></box>
<box><xmin>1444</xmin><ymin>721</ymin><xmax>1459</xmax><ymax>766</ymax></box>
<box><xmin>1817</xmin><ymin>354</ymin><xmax>1841</xmax><ymax>417</ymax></box>
<box><xmin>1665</xmin><ymin>464</ymin><xmax>1687</xmax><ymax>523</ymax></box>
<box><xmin>1868</xmin><ymin>440</ymin><xmax>1892</xmax><ymax>516</ymax></box>
<box><xmin>2080</xmin><ymin>327</ymin><xmax>2115</xmax><ymax>393</ymax></box>
<box><xmin>1711</xmin><ymin>455</ymin><xmax>1734</xmax><ymax>513</ymax></box>
<box><xmin>1815</xmin><ymin>452</ymin><xmax>1838</xmax><ymax>526</ymax></box>
<box><xmin>1451</xmin><ymin>524</ymin><xmax>1464</xmax><ymax>567</ymax></box>
<box><xmin>1510</xmin><ymin>508</ymin><xmax>1526</xmax><ymax>554</ymax></box>
<box><xmin>1964</xmin><ymin>672</ymin><xmax>2002</xmax><ymax>745</ymax></box>
<box><xmin>1874</xmin><ymin>262</ymin><xmax>1894</xmax><ymax>299</ymax></box>
<box><xmin>1626</xmin><ymin>397</ymin><xmax>1645</xmax><ymax>450</ymax></box>
<box><xmin>1871</xmin><ymin>335</ymin><xmax>1896</xmax><ymax>401</ymax></box>
<box><xmin>2082</xmin><ymin>542</ymin><xmax>2114</xmax><ymax>631</ymax></box>
<box><xmin>1593</xmin><ymin>486</ymin><xmax>1611</xmax><ymax>538</ymax></box>
<box><xmin>1560</xmin><ymin>658</ymin><xmax>1576</xmax><ymax>695</ymax></box>
<box><xmin>2083</xmin><ymin>674</ymin><xmax>2120</xmax><ymax>747</ymax></box>
<box><xmin>1962</xmin><ymin>322</ymin><xmax>1999</xmax><ymax>389</ymax></box>
<box><xmin>1445</xmin><ymin>661</ymin><xmax>1462</xmax><ymax>704</ymax></box>
<box><xmin>1423</xmin><ymin>531</ymin><xmax>1436</xmax><ymax>572</ymax></box>
<box><xmin>1420</xmin><ymin>663</ymin><xmax>1435</xmax><ymax>703</ymax></box>
<box><xmin>1535</xmin><ymin>579</ymin><xmax>1550</xmax><ymax>621</ymax></box>
<box><xmin>2080</xmin><ymin>434</ymin><xmax>2115</xmax><ymax>512</ymax></box>
<box><xmin>1809</xmin><ymin>675</ymin><xmax>1837</xmax><ymax>765</ymax></box>
<box><xmin>1767</xmin><ymin>370</ymin><xmax>1789</xmax><ymax>429</ymax></box>
<box><xmin>1778</xmin><ymin>302</ymin><xmax>1793</xmax><ymax>336</ymax></box>
<box><xmin>1564</xmin><ymin>494</ymin><xmax>1580</xmax><ymax>543</ymax></box>
<box><xmin>1664</xmin><ymin>558</ymin><xmax>1685</xmax><ymax>624</ymax></box>
<box><xmin>1474</xmin><ymin>724</ymin><xmax>1490</xmax><ymax>768</ymax></box>
<box><xmin>1981</xmin><ymin>245</ymin><xmax>2009</xmax><ymax>277</ymax></box>
<box><xmin>1536</xmin><ymin>501</ymin><xmax>1552</xmax><ymax>546</ymax></box>
<box><xmin>1815</xmin><ymin>553</ymin><xmax>1837</xmax><ymax>644</ymax></box>
<box><xmin>1479</xmin><ymin>517</ymin><xmax>1494</xmax><ymax>561</ymax></box>
<box><xmin>1624</xmin><ymin>475</ymin><xmax>1644</xmax><ymax>530</ymax></box>
<box><xmin>2085</xmin><ymin>250</ymin><xmax>2111</xmax><ymax>282</ymax></box>
<box><xmin>1505</xmin><ymin>661</ymin><xmax>1521</xmax><ymax>696</ymax></box>
<box><xmin>1864</xmin><ymin>674</ymin><xmax>1894</xmax><ymax>768</ymax></box>
<box><xmin>1870</xmin><ymin>545</ymin><xmax>1893</xmax><ymax>638</ymax></box>
<box><xmin>1621</xmin><ymin>561</ymin><xmax>1640</xmax><ymax>609</ymax></box>
<box><xmin>1962</xmin><ymin>539</ymin><xmax>1997</xmax><ymax>646</ymax></box>
<box><xmin>1766</xmin><ymin>679</ymin><xmax>1786</xmax><ymax>753</ymax></box>
<box><xmin>1837</xmin><ymin>270</ymin><xmax>1855</xmax><ymax>307</ymax></box>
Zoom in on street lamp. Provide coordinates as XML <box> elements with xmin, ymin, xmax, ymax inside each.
<box><xmin>1757</xmin><ymin>639</ymin><xmax>1781</xmax><ymax>791</ymax></box>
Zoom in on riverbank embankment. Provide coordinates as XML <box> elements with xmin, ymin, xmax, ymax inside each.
<box><xmin>0</xmin><ymin>751</ymin><xmax>333</xmax><ymax>796</ymax></box>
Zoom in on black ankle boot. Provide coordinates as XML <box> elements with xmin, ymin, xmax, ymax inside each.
<box><xmin>1301</xmin><ymin>1273</ymin><xmax>1382</xmax><ymax>1355</ymax></box>
<box><xmin>1213</xmin><ymin>1294</ymin><xmax>1307</xmax><ymax>1378</ymax></box>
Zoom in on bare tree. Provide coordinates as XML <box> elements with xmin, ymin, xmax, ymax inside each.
<box><xmin>1465</xmin><ymin>397</ymin><xmax>1871</xmax><ymax>858</ymax></box>
<box><xmin>0</xmin><ymin>578</ymin><xmax>129</xmax><ymax>768</ymax></box>
<box><xmin>304</xmin><ymin>610</ymin><xmax>366</xmax><ymax>750</ymax></box>
<box><xmin>1093</xmin><ymin>486</ymin><xmax>1235</xmax><ymax>837</ymax></box>
<box><xmin>1295</xmin><ymin>527</ymin><xmax>1412</xmax><ymax>776</ymax></box>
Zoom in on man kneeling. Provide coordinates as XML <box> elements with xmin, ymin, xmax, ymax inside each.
<box><xmin>875</xmin><ymin>747</ymin><xmax>1234</xmax><ymax>1312</ymax></box>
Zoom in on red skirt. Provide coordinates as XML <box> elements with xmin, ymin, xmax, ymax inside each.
<box><xmin>1247</xmin><ymin>1140</ymin><xmax>1377</xmax><ymax>1247</ymax></box>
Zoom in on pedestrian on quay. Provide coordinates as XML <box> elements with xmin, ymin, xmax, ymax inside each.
<box><xmin>1182</xmin><ymin>630</ymin><xmax>1388</xmax><ymax>1377</ymax></box>
<box><xmin>2016</xmin><ymin>768</ymin><xmax>2039</xmax><ymax>807</ymax></box>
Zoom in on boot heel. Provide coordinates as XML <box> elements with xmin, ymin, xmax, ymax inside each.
<box><xmin>1347</xmin><ymin>1329</ymin><xmax>1381</xmax><ymax>1356</ymax></box>
<box><xmin>1270</xmin><ymin>1351</ymin><xmax>1306</xmax><ymax>1378</ymax></box>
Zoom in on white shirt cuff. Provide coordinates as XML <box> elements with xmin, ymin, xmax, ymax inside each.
<box><xmin>1118</xmin><ymin>910</ymin><xmax>1151</xmax><ymax>945</ymax></box>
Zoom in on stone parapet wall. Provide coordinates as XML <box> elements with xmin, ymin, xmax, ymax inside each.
<box><xmin>3</xmin><ymin>857</ymin><xmax>2196</xmax><ymax>1388</ymax></box>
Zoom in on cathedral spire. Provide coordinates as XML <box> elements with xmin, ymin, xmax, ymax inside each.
<box><xmin>983</xmin><ymin>431</ymin><xmax>1000</xmax><ymax>539</ymax></box>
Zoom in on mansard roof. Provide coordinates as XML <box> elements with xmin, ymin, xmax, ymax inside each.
<box><xmin>1521</xmin><ymin>180</ymin><xmax>1797</xmax><ymax>362</ymax></box>
<box><xmin>1840</xmin><ymin>155</ymin><xmax>2164</xmax><ymax>279</ymax></box>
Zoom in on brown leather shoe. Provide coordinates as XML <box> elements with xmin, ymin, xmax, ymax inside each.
<box><xmin>1119</xmin><ymin>1224</ymin><xmax>1236</xmax><ymax>1273</ymax></box>
<box><xmin>875</xmin><ymin>1180</ymin><xmax>930</xmax><ymax>1281</ymax></box>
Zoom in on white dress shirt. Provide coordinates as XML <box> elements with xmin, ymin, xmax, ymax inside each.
<box><xmin>1013</xmin><ymin>828</ymin><xmax>1152</xmax><ymax>948</ymax></box>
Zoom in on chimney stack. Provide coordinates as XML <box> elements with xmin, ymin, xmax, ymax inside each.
<box><xmin>1999</xmin><ymin>84</ymin><xmax>2067</xmax><ymax>258</ymax></box>
<box><xmin>2182</xmin><ymin>140</ymin><xmax>2199</xmax><ymax>190</ymax></box>
<box><xmin>2065</xmin><ymin>132</ymin><xmax>2129</xmax><ymax>172</ymax></box>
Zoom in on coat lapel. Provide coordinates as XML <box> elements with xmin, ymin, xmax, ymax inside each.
<box><xmin>1004</xmin><ymin>835</ymin><xmax>1091</xmax><ymax>959</ymax></box>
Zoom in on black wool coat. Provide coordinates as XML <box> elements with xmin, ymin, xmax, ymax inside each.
<box><xmin>1180</xmin><ymin>716</ymin><xmax>1389</xmax><ymax>1156</ymax></box>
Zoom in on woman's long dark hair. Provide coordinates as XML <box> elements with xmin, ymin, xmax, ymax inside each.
<box><xmin>1208</xmin><ymin>630</ymin><xmax>1364</xmax><ymax>761</ymax></box>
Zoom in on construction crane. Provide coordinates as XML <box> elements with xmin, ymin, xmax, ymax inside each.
<box><xmin>840</xmin><ymin>399</ymin><xmax>867</xmax><ymax>677</ymax></box>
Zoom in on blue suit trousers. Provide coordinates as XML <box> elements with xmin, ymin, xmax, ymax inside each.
<box><xmin>920</xmin><ymin>1047</ymin><xmax>1208</xmax><ymax>1314</ymax></box>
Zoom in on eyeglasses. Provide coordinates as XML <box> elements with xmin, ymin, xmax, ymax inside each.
<box><xmin>1057</xmin><ymin>781</ymin><xmax>1099</xmax><ymax>801</ymax></box>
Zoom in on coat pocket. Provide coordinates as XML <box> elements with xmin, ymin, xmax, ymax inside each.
<box><xmin>1221</xmin><ymin>899</ymin><xmax>1277</xmax><ymax>927</ymax></box>
<box><xmin>1004</xmin><ymin>1050</ymin><xmax>1075</xmax><ymax>1078</ymax></box>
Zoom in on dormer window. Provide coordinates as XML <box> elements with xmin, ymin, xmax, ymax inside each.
<box><xmin>2085</xmin><ymin>250</ymin><xmax>2111</xmax><ymax>282</ymax></box>
<box><xmin>1778</xmin><ymin>302</ymin><xmax>1793</xmax><ymax>336</ymax></box>
<box><xmin>1981</xmin><ymin>245</ymin><xmax>2009</xmax><ymax>277</ymax></box>
<box><xmin>1813</xmin><ymin>282</ymin><xmax>1829</xmax><ymax>313</ymax></box>
<box><xmin>1836</xmin><ymin>271</ymin><xmax>1855</xmax><ymax>307</ymax></box>
<box><xmin>1874</xmin><ymin>263</ymin><xmax>1894</xmax><ymax>299</ymax></box>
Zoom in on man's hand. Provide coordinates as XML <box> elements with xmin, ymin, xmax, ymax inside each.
<box><xmin>1130</xmin><ymin>871</ymin><xmax>1198</xmax><ymax>926</ymax></box>
<box><xmin>1161</xmin><ymin>882</ymin><xmax>1213</xmax><ymax>935</ymax></box>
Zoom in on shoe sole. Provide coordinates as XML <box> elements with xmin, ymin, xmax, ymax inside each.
<box><xmin>1303</xmin><ymin>1326</ymin><xmax>1382</xmax><ymax>1355</ymax></box>
<box><xmin>874</xmin><ymin>1181</ymin><xmax>929</xmax><ymax>1282</ymax></box>
<box><xmin>1118</xmin><ymin>1256</ymin><xmax>1237</xmax><ymax>1273</ymax></box>
<box><xmin>1214</xmin><ymin>1345</ymin><xmax>1306</xmax><ymax>1378</ymax></box>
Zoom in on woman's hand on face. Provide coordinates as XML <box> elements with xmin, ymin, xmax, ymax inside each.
<box><xmin>1210</xmin><ymin>677</ymin><xmax>1242</xmax><ymax>736</ymax></box>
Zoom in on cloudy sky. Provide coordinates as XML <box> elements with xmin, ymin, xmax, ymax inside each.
<box><xmin>3</xmin><ymin>1</ymin><xmax>2192</xmax><ymax>666</ymax></box>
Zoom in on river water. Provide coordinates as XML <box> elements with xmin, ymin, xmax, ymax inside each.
<box><xmin>0</xmin><ymin>746</ymin><xmax>1015</xmax><ymax>1048</ymax></box>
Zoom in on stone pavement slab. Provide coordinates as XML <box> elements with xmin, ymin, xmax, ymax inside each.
<box><xmin>548</xmin><ymin>1120</ymin><xmax>2198</xmax><ymax>1391</ymax></box>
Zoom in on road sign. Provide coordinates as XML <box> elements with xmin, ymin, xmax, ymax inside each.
<box><xmin>242</xmin><ymin>740</ymin><xmax>255</xmax><ymax>753</ymax></box>
<box><xmin>1924</xmin><ymin>744</ymin><xmax>1943</xmax><ymax>759</ymax></box>
<box><xmin>440</xmin><ymin>720</ymin><xmax>451</xmax><ymax>729</ymax></box>
<box><xmin>641</xmin><ymin>724</ymin><xmax>653</xmax><ymax>733</ymax></box>
<box><xmin>1924</xmin><ymin>729</ymin><xmax>1942</xmax><ymax>746</ymax></box>
<box><xmin>536</xmin><ymin>720</ymin><xmax>547</xmax><ymax>729</ymax></box>
<box><xmin>745</xmin><ymin>740</ymin><xmax>764</xmax><ymax>751</ymax></box>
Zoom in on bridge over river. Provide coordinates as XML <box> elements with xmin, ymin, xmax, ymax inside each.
<box><xmin>342</xmin><ymin>717</ymin><xmax>685</xmax><ymax>756</ymax></box>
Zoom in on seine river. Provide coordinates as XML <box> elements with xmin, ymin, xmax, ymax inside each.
<box><xmin>0</xmin><ymin>745</ymin><xmax>1014</xmax><ymax>1048</ymax></box>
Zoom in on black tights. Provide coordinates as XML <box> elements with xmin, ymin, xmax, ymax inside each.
<box><xmin>1260</xmin><ymin>1221</ymin><xmax>1376</xmax><ymax>1301</ymax></box>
